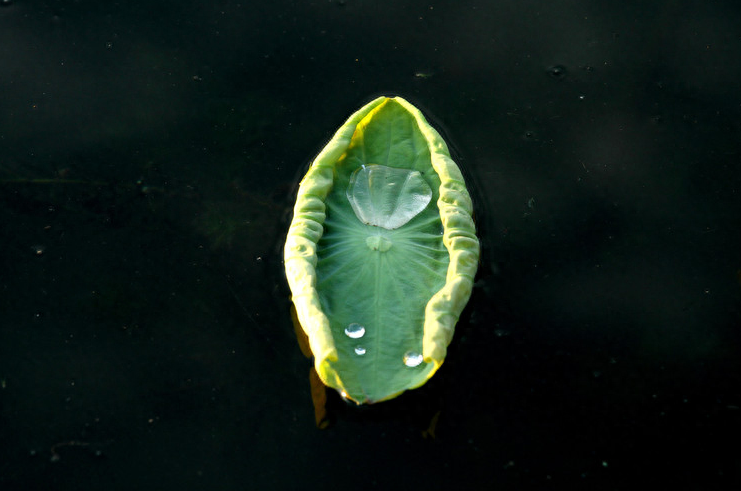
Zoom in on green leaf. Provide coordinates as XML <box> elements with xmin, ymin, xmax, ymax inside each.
<box><xmin>285</xmin><ymin>96</ymin><xmax>478</xmax><ymax>403</ymax></box>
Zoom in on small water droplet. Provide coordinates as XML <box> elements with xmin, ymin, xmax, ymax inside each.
<box><xmin>403</xmin><ymin>351</ymin><xmax>423</xmax><ymax>367</ymax></box>
<box><xmin>354</xmin><ymin>346</ymin><xmax>366</xmax><ymax>355</ymax></box>
<box><xmin>344</xmin><ymin>323</ymin><xmax>365</xmax><ymax>339</ymax></box>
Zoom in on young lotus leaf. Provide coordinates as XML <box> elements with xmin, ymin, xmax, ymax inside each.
<box><xmin>284</xmin><ymin>96</ymin><xmax>479</xmax><ymax>404</ymax></box>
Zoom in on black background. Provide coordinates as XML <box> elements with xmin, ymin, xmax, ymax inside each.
<box><xmin>1</xmin><ymin>0</ymin><xmax>740</xmax><ymax>489</ymax></box>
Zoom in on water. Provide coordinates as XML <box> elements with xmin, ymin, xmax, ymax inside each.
<box><xmin>1</xmin><ymin>1</ymin><xmax>739</xmax><ymax>489</ymax></box>
<box><xmin>344</xmin><ymin>323</ymin><xmax>366</xmax><ymax>339</ymax></box>
<box><xmin>402</xmin><ymin>351</ymin><xmax>424</xmax><ymax>368</ymax></box>
<box><xmin>346</xmin><ymin>164</ymin><xmax>431</xmax><ymax>230</ymax></box>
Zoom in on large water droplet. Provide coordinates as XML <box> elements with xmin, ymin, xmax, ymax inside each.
<box><xmin>403</xmin><ymin>351</ymin><xmax>424</xmax><ymax>367</ymax></box>
<box><xmin>344</xmin><ymin>323</ymin><xmax>365</xmax><ymax>339</ymax></box>
<box><xmin>354</xmin><ymin>346</ymin><xmax>366</xmax><ymax>355</ymax></box>
<box><xmin>346</xmin><ymin>164</ymin><xmax>432</xmax><ymax>230</ymax></box>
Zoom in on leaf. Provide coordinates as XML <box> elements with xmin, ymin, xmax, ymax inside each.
<box><xmin>284</xmin><ymin>96</ymin><xmax>479</xmax><ymax>403</ymax></box>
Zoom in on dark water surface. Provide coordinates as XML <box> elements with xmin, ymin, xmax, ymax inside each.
<box><xmin>2</xmin><ymin>0</ymin><xmax>740</xmax><ymax>489</ymax></box>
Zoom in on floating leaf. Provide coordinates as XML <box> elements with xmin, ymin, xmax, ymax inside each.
<box><xmin>284</xmin><ymin>96</ymin><xmax>479</xmax><ymax>403</ymax></box>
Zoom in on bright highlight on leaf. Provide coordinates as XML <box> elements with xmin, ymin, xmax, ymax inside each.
<box><xmin>284</xmin><ymin>96</ymin><xmax>479</xmax><ymax>404</ymax></box>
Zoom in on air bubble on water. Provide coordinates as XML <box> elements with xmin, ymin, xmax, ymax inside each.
<box><xmin>344</xmin><ymin>323</ymin><xmax>365</xmax><ymax>339</ymax></box>
<box><xmin>547</xmin><ymin>64</ymin><xmax>567</xmax><ymax>79</ymax></box>
<box><xmin>403</xmin><ymin>351</ymin><xmax>424</xmax><ymax>367</ymax></box>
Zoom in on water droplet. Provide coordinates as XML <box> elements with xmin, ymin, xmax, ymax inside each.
<box><xmin>354</xmin><ymin>346</ymin><xmax>366</xmax><ymax>355</ymax></box>
<box><xmin>1</xmin><ymin>0</ymin><xmax>14</xmax><ymax>7</ymax></box>
<box><xmin>344</xmin><ymin>323</ymin><xmax>365</xmax><ymax>339</ymax></box>
<box><xmin>346</xmin><ymin>164</ymin><xmax>432</xmax><ymax>230</ymax></box>
<box><xmin>403</xmin><ymin>351</ymin><xmax>423</xmax><ymax>367</ymax></box>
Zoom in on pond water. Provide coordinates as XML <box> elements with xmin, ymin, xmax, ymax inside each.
<box><xmin>1</xmin><ymin>0</ymin><xmax>740</xmax><ymax>489</ymax></box>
